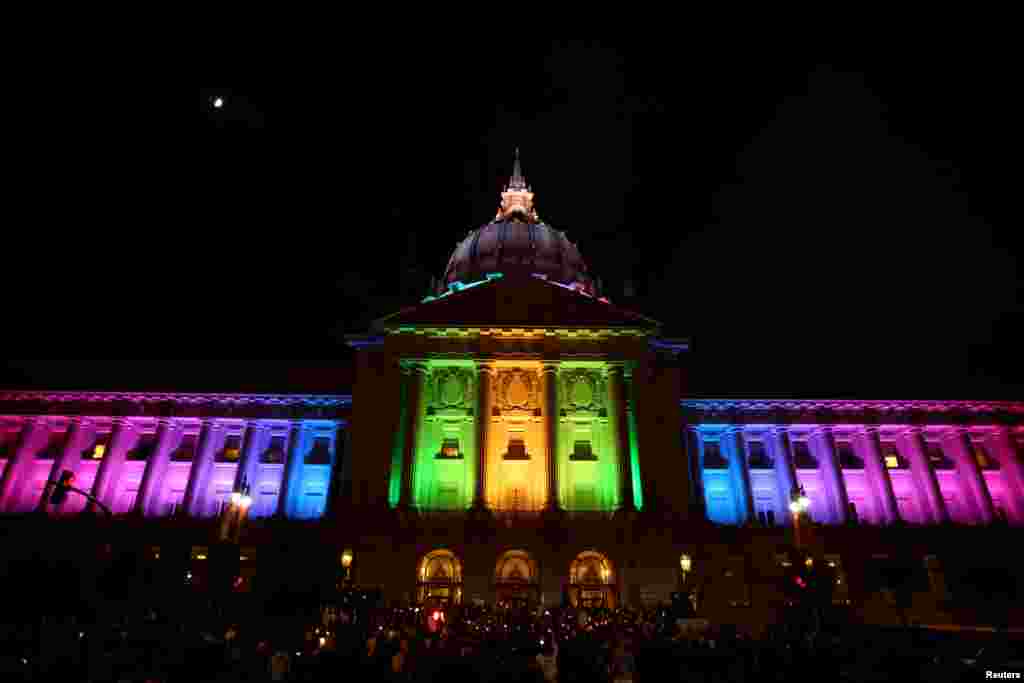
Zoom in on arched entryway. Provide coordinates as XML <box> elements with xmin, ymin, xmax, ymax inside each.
<box><xmin>494</xmin><ymin>549</ymin><xmax>540</xmax><ymax>610</ymax></box>
<box><xmin>416</xmin><ymin>549</ymin><xmax>462</xmax><ymax>607</ymax></box>
<box><xmin>568</xmin><ymin>550</ymin><xmax>617</xmax><ymax>609</ymax></box>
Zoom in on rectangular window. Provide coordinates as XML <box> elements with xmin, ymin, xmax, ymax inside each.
<box><xmin>972</xmin><ymin>443</ymin><xmax>998</xmax><ymax>470</ymax></box>
<box><xmin>218</xmin><ymin>435</ymin><xmax>242</xmax><ymax>462</ymax></box>
<box><xmin>127</xmin><ymin>434</ymin><xmax>158</xmax><ymax>461</ymax></box>
<box><xmin>748</xmin><ymin>442</ymin><xmax>772</xmax><ymax>469</ymax></box>
<box><xmin>37</xmin><ymin>431</ymin><xmax>66</xmax><ymax>460</ymax></box>
<box><xmin>575</xmin><ymin>484</ymin><xmax>596</xmax><ymax>508</ymax></box>
<box><xmin>837</xmin><ymin>443</ymin><xmax>863</xmax><ymax>469</ymax></box>
<box><xmin>89</xmin><ymin>435</ymin><xmax>111</xmax><ymax>460</ymax></box>
<box><xmin>504</xmin><ymin>439</ymin><xmax>529</xmax><ymax>460</ymax></box>
<box><xmin>191</xmin><ymin>546</ymin><xmax>209</xmax><ymax>561</ymax></box>
<box><xmin>702</xmin><ymin>441</ymin><xmax>728</xmax><ymax>469</ymax></box>
<box><xmin>172</xmin><ymin>434</ymin><xmax>197</xmax><ymax>462</ymax></box>
<box><xmin>570</xmin><ymin>440</ymin><xmax>597</xmax><ymax>461</ymax></box>
<box><xmin>437</xmin><ymin>438</ymin><xmax>462</xmax><ymax>459</ymax></box>
<box><xmin>926</xmin><ymin>443</ymin><xmax>954</xmax><ymax>470</ymax></box>
<box><xmin>883</xmin><ymin>443</ymin><xmax>907</xmax><ymax>469</ymax></box>
<box><xmin>305</xmin><ymin>437</ymin><xmax>332</xmax><ymax>465</ymax></box>
<box><xmin>793</xmin><ymin>441</ymin><xmax>817</xmax><ymax>469</ymax></box>
<box><xmin>262</xmin><ymin>436</ymin><xmax>286</xmax><ymax>463</ymax></box>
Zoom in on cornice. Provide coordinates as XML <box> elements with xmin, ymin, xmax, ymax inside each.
<box><xmin>682</xmin><ymin>399</ymin><xmax>1024</xmax><ymax>417</ymax></box>
<box><xmin>0</xmin><ymin>391</ymin><xmax>352</xmax><ymax>408</ymax></box>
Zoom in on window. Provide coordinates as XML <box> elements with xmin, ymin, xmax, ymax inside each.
<box><xmin>504</xmin><ymin>438</ymin><xmax>529</xmax><ymax>460</ymax></box>
<box><xmin>36</xmin><ymin>432</ymin><xmax>66</xmax><ymax>460</ymax></box>
<box><xmin>925</xmin><ymin>443</ymin><xmax>954</xmax><ymax>470</ymax></box>
<box><xmin>191</xmin><ymin>546</ymin><xmax>209</xmax><ymax>561</ymax></box>
<box><xmin>172</xmin><ymin>434</ymin><xmax>197</xmax><ymax>462</ymax></box>
<box><xmin>218</xmin><ymin>435</ymin><xmax>242</xmax><ymax>462</ymax></box>
<box><xmin>570</xmin><ymin>440</ymin><xmax>597</xmax><ymax>461</ymax></box>
<box><xmin>793</xmin><ymin>442</ymin><xmax>818</xmax><ymax>469</ymax></box>
<box><xmin>882</xmin><ymin>443</ymin><xmax>908</xmax><ymax>469</ymax></box>
<box><xmin>437</xmin><ymin>438</ymin><xmax>462</xmax><ymax>460</ymax></box>
<box><xmin>837</xmin><ymin>443</ymin><xmax>863</xmax><ymax>469</ymax></box>
<box><xmin>261</xmin><ymin>436</ymin><xmax>286</xmax><ymax>464</ymax></box>
<box><xmin>972</xmin><ymin>443</ymin><xmax>999</xmax><ymax>470</ymax></box>
<box><xmin>305</xmin><ymin>438</ymin><xmax>332</xmax><ymax>465</ymax></box>
<box><xmin>702</xmin><ymin>441</ymin><xmax>727</xmax><ymax>469</ymax></box>
<box><xmin>87</xmin><ymin>435</ymin><xmax>111</xmax><ymax>460</ymax></box>
<box><xmin>127</xmin><ymin>434</ymin><xmax>157</xmax><ymax>461</ymax></box>
<box><xmin>748</xmin><ymin>442</ymin><xmax>772</xmax><ymax>469</ymax></box>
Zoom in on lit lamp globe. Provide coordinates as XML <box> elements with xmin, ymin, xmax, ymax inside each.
<box><xmin>230</xmin><ymin>492</ymin><xmax>242</xmax><ymax>507</ymax></box>
<box><xmin>680</xmin><ymin>554</ymin><xmax>692</xmax><ymax>574</ymax></box>
<box><xmin>341</xmin><ymin>549</ymin><xmax>354</xmax><ymax>570</ymax></box>
<box><xmin>239</xmin><ymin>494</ymin><xmax>252</xmax><ymax>509</ymax></box>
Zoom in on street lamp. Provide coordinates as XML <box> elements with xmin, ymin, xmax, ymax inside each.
<box><xmin>790</xmin><ymin>485</ymin><xmax>811</xmax><ymax>548</ymax></box>
<box><xmin>220</xmin><ymin>480</ymin><xmax>252</xmax><ymax>543</ymax></box>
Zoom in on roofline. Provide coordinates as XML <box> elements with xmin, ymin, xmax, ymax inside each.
<box><xmin>0</xmin><ymin>391</ymin><xmax>352</xmax><ymax>406</ymax></box>
<box><xmin>681</xmin><ymin>398</ymin><xmax>1024</xmax><ymax>414</ymax></box>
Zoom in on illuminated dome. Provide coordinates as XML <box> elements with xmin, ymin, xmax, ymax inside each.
<box><xmin>440</xmin><ymin>151</ymin><xmax>597</xmax><ymax>296</ymax></box>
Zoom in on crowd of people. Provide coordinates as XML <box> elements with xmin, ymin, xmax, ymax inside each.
<box><xmin>1</xmin><ymin>601</ymin><xmax>1020</xmax><ymax>681</ymax></box>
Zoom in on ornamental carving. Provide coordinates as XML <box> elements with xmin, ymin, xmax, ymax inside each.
<box><xmin>494</xmin><ymin>369</ymin><xmax>539</xmax><ymax>412</ymax></box>
<box><xmin>428</xmin><ymin>368</ymin><xmax>474</xmax><ymax>411</ymax></box>
<box><xmin>562</xmin><ymin>370</ymin><xmax>605</xmax><ymax>413</ymax></box>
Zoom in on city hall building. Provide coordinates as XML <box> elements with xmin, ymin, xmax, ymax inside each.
<box><xmin>2</xmin><ymin>157</ymin><xmax>1023</xmax><ymax>631</ymax></box>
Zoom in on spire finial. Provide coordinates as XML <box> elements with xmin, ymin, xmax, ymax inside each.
<box><xmin>497</xmin><ymin>148</ymin><xmax>538</xmax><ymax>221</ymax></box>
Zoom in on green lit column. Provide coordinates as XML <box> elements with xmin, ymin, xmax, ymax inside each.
<box><xmin>542</xmin><ymin>362</ymin><xmax>560</xmax><ymax>512</ymax></box>
<box><xmin>625</xmin><ymin>364</ymin><xmax>643</xmax><ymax>511</ymax></box>
<box><xmin>474</xmin><ymin>361</ymin><xmax>495</xmax><ymax>510</ymax></box>
<box><xmin>399</xmin><ymin>361</ymin><xmax>427</xmax><ymax>509</ymax></box>
<box><xmin>609</xmin><ymin>364</ymin><xmax>633</xmax><ymax>513</ymax></box>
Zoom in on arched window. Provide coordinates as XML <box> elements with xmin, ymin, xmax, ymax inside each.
<box><xmin>570</xmin><ymin>551</ymin><xmax>616</xmax><ymax>609</ymax></box>
<box><xmin>417</xmin><ymin>549</ymin><xmax>463</xmax><ymax>606</ymax></box>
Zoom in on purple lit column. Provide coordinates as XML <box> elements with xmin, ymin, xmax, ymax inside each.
<box><xmin>808</xmin><ymin>428</ymin><xmax>848</xmax><ymax>524</ymax></box>
<box><xmin>727</xmin><ymin>427</ymin><xmax>755</xmax><ymax>524</ymax></box>
<box><xmin>183</xmin><ymin>421</ymin><xmax>221</xmax><ymax>518</ymax></box>
<box><xmin>992</xmin><ymin>428</ymin><xmax>1024</xmax><ymax>524</ymax></box>
<box><xmin>138</xmin><ymin>420</ymin><xmax>180</xmax><ymax>517</ymax></box>
<box><xmin>234</xmin><ymin>422</ymin><xmax>266</xmax><ymax>493</ymax></box>
<box><xmin>399</xmin><ymin>362</ymin><xmax>426</xmax><ymax>509</ymax></box>
<box><xmin>93</xmin><ymin>420</ymin><xmax>140</xmax><ymax>513</ymax></box>
<box><xmin>277</xmin><ymin>421</ymin><xmax>306</xmax><ymax>518</ymax></box>
<box><xmin>944</xmin><ymin>428</ymin><xmax>995</xmax><ymax>524</ymax></box>
<box><xmin>38</xmin><ymin>417</ymin><xmax>88</xmax><ymax>513</ymax></box>
<box><xmin>608</xmin><ymin>364</ymin><xmax>633</xmax><ymax>513</ymax></box>
<box><xmin>0</xmin><ymin>417</ymin><xmax>46</xmax><ymax>513</ymax></box>
<box><xmin>474</xmin><ymin>361</ymin><xmax>495</xmax><ymax>510</ymax></box>
<box><xmin>860</xmin><ymin>427</ymin><xmax>900</xmax><ymax>524</ymax></box>
<box><xmin>769</xmin><ymin>427</ymin><xmax>798</xmax><ymax>527</ymax></box>
<box><xmin>901</xmin><ymin>428</ymin><xmax>948</xmax><ymax>524</ymax></box>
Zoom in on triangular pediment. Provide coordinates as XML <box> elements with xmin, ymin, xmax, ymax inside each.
<box><xmin>374</xmin><ymin>274</ymin><xmax>660</xmax><ymax>331</ymax></box>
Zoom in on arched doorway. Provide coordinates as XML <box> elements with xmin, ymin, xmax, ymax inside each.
<box><xmin>416</xmin><ymin>549</ymin><xmax>462</xmax><ymax>607</ymax></box>
<box><xmin>494</xmin><ymin>549</ymin><xmax>540</xmax><ymax>610</ymax></box>
<box><xmin>569</xmin><ymin>550</ymin><xmax>616</xmax><ymax>609</ymax></box>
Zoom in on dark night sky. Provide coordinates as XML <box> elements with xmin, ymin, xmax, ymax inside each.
<box><xmin>2</xmin><ymin>45</ymin><xmax>1020</xmax><ymax>398</ymax></box>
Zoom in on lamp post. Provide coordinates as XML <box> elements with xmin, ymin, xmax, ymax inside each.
<box><xmin>219</xmin><ymin>481</ymin><xmax>252</xmax><ymax>543</ymax></box>
<box><xmin>789</xmin><ymin>485</ymin><xmax>810</xmax><ymax>549</ymax></box>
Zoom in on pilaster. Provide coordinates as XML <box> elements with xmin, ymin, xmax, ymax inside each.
<box><xmin>769</xmin><ymin>427</ymin><xmax>798</xmax><ymax>527</ymax></box>
<box><xmin>809</xmin><ymin>427</ymin><xmax>848</xmax><ymax>525</ymax></box>
<box><xmin>608</xmin><ymin>363</ymin><xmax>633</xmax><ymax>513</ymax></box>
<box><xmin>398</xmin><ymin>362</ymin><xmax>427</xmax><ymax>510</ymax></box>
<box><xmin>473</xmin><ymin>361</ymin><xmax>496</xmax><ymax>511</ymax></box>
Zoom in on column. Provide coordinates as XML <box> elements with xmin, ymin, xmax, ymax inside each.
<box><xmin>95</xmin><ymin>420</ymin><xmax>141</xmax><ymax>512</ymax></box>
<box><xmin>608</xmin><ymin>364</ymin><xmax>633</xmax><ymax>512</ymax></box>
<box><xmin>769</xmin><ymin>427</ymin><xmax>798</xmax><ymax>527</ymax></box>
<box><xmin>901</xmin><ymin>428</ymin><xmax>948</xmax><ymax>524</ymax></box>
<box><xmin>183</xmin><ymin>420</ymin><xmax>220</xmax><ymax>518</ymax></box>
<box><xmin>278</xmin><ymin>421</ymin><xmax>307</xmax><ymax>518</ymax></box>
<box><xmin>233</xmin><ymin>421</ymin><xmax>265</xmax><ymax>493</ymax></box>
<box><xmin>810</xmin><ymin>427</ymin><xmax>848</xmax><ymax>524</ymax></box>
<box><xmin>474</xmin><ymin>361</ymin><xmax>496</xmax><ymax>510</ymax></box>
<box><xmin>992</xmin><ymin>428</ymin><xmax>1024</xmax><ymax>524</ymax></box>
<box><xmin>0</xmin><ymin>417</ymin><xmax>47</xmax><ymax>513</ymax></box>
<box><xmin>136</xmin><ymin>420</ymin><xmax>178</xmax><ymax>517</ymax></box>
<box><xmin>860</xmin><ymin>427</ymin><xmax>900</xmax><ymax>524</ymax></box>
<box><xmin>686</xmin><ymin>427</ymin><xmax>706</xmax><ymax>518</ymax></box>
<box><xmin>38</xmin><ymin>417</ymin><xmax>88</xmax><ymax>513</ymax></box>
<box><xmin>727</xmin><ymin>427</ymin><xmax>755</xmax><ymax>524</ymax></box>
<box><xmin>944</xmin><ymin>428</ymin><xmax>995</xmax><ymax>524</ymax></box>
<box><xmin>398</xmin><ymin>362</ymin><xmax>427</xmax><ymax>508</ymax></box>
